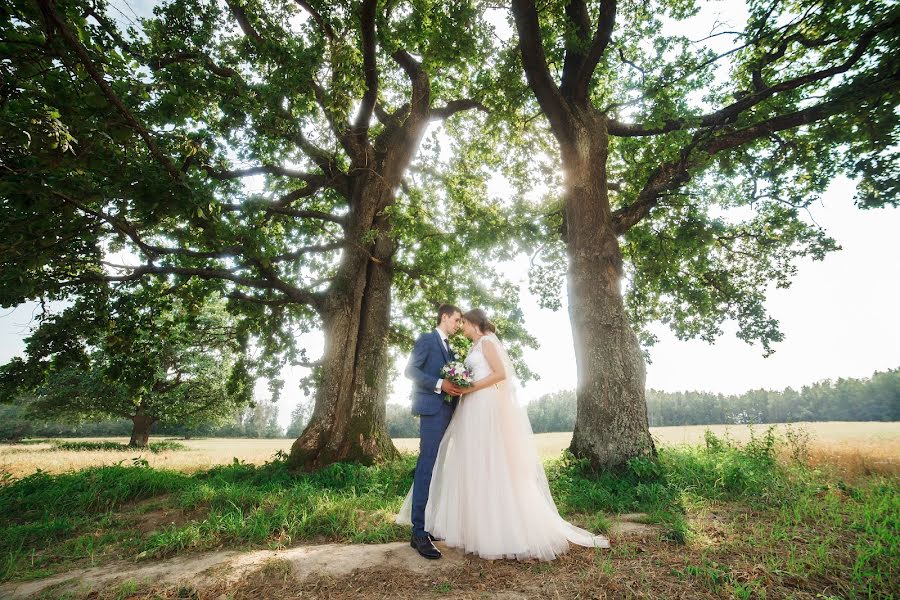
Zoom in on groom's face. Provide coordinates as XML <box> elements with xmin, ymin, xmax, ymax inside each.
<box><xmin>442</xmin><ymin>311</ymin><xmax>462</xmax><ymax>334</ymax></box>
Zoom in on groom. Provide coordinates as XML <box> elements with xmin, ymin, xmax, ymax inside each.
<box><xmin>405</xmin><ymin>303</ymin><xmax>464</xmax><ymax>559</ymax></box>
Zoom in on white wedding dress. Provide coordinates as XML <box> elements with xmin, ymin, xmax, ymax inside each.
<box><xmin>396</xmin><ymin>333</ymin><xmax>610</xmax><ymax>560</ymax></box>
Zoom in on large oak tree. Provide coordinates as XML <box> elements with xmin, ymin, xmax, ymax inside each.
<box><xmin>1</xmin><ymin>0</ymin><xmax>533</xmax><ymax>469</ymax></box>
<box><xmin>508</xmin><ymin>0</ymin><xmax>898</xmax><ymax>468</ymax></box>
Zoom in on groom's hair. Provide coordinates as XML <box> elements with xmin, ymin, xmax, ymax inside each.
<box><xmin>436</xmin><ymin>304</ymin><xmax>462</xmax><ymax>326</ymax></box>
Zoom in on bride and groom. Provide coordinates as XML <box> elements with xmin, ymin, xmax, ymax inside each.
<box><xmin>396</xmin><ymin>304</ymin><xmax>610</xmax><ymax>561</ymax></box>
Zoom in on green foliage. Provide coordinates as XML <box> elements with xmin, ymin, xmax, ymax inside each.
<box><xmin>527</xmin><ymin>389</ymin><xmax>576</xmax><ymax>433</ymax></box>
<box><xmin>1</xmin><ymin>433</ymin><xmax>896</xmax><ymax>596</ymax></box>
<box><xmin>0</xmin><ymin>404</ymin><xmax>287</xmax><ymax>441</ymax></box>
<box><xmin>545</xmin><ymin>426</ymin><xmax>795</xmax><ymax>525</ymax></box>
<box><xmin>49</xmin><ymin>440</ymin><xmax>187</xmax><ymax>453</ymax></box>
<box><xmin>0</xmin><ymin>0</ymin><xmax>536</xmax><ymax>395</ymax></box>
<box><xmin>385</xmin><ymin>403</ymin><xmax>419</xmax><ymax>438</ymax></box>
<box><xmin>386</xmin><ymin>121</ymin><xmax>541</xmax><ymax>379</ymax></box>
<box><xmin>0</xmin><ymin>452</ymin><xmax>416</xmax><ymax>578</ymax></box>
<box><xmin>0</xmin><ymin>287</ymin><xmax>255</xmax><ymax>438</ymax></box>
<box><xmin>0</xmin><ymin>464</ymin><xmax>191</xmax><ymax>524</ymax></box>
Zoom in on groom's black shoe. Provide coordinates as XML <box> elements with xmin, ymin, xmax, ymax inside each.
<box><xmin>427</xmin><ymin>532</ymin><xmax>440</xmax><ymax>542</ymax></box>
<box><xmin>411</xmin><ymin>533</ymin><xmax>442</xmax><ymax>559</ymax></box>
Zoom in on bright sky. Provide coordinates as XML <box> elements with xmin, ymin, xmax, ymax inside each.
<box><xmin>2</xmin><ymin>2</ymin><xmax>897</xmax><ymax>430</ymax></box>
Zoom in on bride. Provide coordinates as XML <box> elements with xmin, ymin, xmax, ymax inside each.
<box><xmin>396</xmin><ymin>308</ymin><xmax>610</xmax><ymax>560</ymax></box>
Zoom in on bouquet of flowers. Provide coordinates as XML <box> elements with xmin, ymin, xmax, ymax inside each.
<box><xmin>440</xmin><ymin>361</ymin><xmax>474</xmax><ymax>402</ymax></box>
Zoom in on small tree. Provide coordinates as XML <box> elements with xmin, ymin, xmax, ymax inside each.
<box><xmin>0</xmin><ymin>287</ymin><xmax>255</xmax><ymax>447</ymax></box>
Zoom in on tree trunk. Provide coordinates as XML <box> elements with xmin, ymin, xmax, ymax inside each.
<box><xmin>287</xmin><ymin>185</ymin><xmax>400</xmax><ymax>471</ymax></box>
<box><xmin>129</xmin><ymin>413</ymin><xmax>154</xmax><ymax>447</ymax></box>
<box><xmin>562</xmin><ymin>114</ymin><xmax>656</xmax><ymax>470</ymax></box>
<box><xmin>286</xmin><ymin>101</ymin><xmax>431</xmax><ymax>471</ymax></box>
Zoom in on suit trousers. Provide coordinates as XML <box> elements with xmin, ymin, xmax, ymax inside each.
<box><xmin>411</xmin><ymin>400</ymin><xmax>455</xmax><ymax>536</ymax></box>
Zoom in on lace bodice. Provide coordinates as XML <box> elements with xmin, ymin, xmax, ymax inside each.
<box><xmin>464</xmin><ymin>336</ymin><xmax>494</xmax><ymax>382</ymax></box>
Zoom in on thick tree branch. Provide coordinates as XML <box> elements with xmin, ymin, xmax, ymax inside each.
<box><xmin>249</xmin><ymin>259</ymin><xmax>324</xmax><ymax>307</ymax></box>
<box><xmin>227</xmin><ymin>290</ymin><xmax>293</xmax><ymax>306</ymax></box>
<box><xmin>559</xmin><ymin>0</ymin><xmax>592</xmax><ymax>99</ymax></box>
<box><xmin>429</xmin><ymin>99</ymin><xmax>489</xmax><ymax>120</ymax></box>
<box><xmin>292</xmin><ymin>1</ymin><xmax>358</xmax><ymax>158</ymax></box>
<box><xmin>55</xmin><ymin>192</ymin><xmax>243</xmax><ymax>260</ymax></box>
<box><xmin>79</xmin><ymin>261</ymin><xmax>327</xmax><ymax>310</ymax></box>
<box><xmin>149</xmin><ymin>51</ymin><xmax>238</xmax><ymax>78</ymax></box>
<box><xmin>351</xmin><ymin>0</ymin><xmax>379</xmax><ymax>137</ymax></box>
<box><xmin>573</xmin><ymin>0</ymin><xmax>616</xmax><ymax>102</ymax></box>
<box><xmin>293</xmin><ymin>0</ymin><xmax>336</xmax><ymax>42</ymax></box>
<box><xmin>702</xmin><ymin>80</ymin><xmax>896</xmax><ymax>154</ymax></box>
<box><xmin>202</xmin><ymin>165</ymin><xmax>324</xmax><ymax>181</ymax></box>
<box><xmin>611</xmin><ymin>153</ymin><xmax>697</xmax><ymax>235</ymax></box>
<box><xmin>511</xmin><ymin>0</ymin><xmax>572</xmax><ymax>143</ymax></box>
<box><xmin>221</xmin><ymin>200</ymin><xmax>347</xmax><ymax>226</ymax></box>
<box><xmin>223</xmin><ymin>0</ymin><xmax>266</xmax><ymax>47</ymax></box>
<box><xmin>374</xmin><ymin>100</ymin><xmax>409</xmax><ymax>128</ymax></box>
<box><xmin>391</xmin><ymin>48</ymin><xmax>423</xmax><ymax>80</ymax></box>
<box><xmin>390</xmin><ymin>49</ymin><xmax>432</xmax><ymax>118</ymax></box>
<box><xmin>270</xmin><ymin>241</ymin><xmax>346</xmax><ymax>262</ymax></box>
<box><xmin>289</xmin><ymin>126</ymin><xmax>336</xmax><ymax>172</ymax></box>
<box><xmin>309</xmin><ymin>79</ymin><xmax>355</xmax><ymax>154</ymax></box>
<box><xmin>221</xmin><ymin>0</ymin><xmax>351</xmax><ymax>172</ymax></box>
<box><xmin>82</xmin><ymin>264</ymin><xmax>270</xmax><ymax>289</ymax></box>
<box><xmin>612</xmin><ymin>71</ymin><xmax>900</xmax><ymax>234</ymax></box>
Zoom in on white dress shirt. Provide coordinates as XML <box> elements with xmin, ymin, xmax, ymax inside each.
<box><xmin>434</xmin><ymin>327</ymin><xmax>449</xmax><ymax>393</ymax></box>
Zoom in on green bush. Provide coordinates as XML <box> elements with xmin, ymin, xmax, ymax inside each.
<box><xmin>49</xmin><ymin>440</ymin><xmax>188</xmax><ymax>453</ymax></box>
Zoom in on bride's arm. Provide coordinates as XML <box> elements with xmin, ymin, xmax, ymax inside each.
<box><xmin>466</xmin><ymin>339</ymin><xmax>507</xmax><ymax>393</ymax></box>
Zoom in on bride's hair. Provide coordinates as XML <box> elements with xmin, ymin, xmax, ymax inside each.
<box><xmin>462</xmin><ymin>308</ymin><xmax>497</xmax><ymax>334</ymax></box>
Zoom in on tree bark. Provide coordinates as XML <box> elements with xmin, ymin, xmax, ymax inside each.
<box><xmin>129</xmin><ymin>413</ymin><xmax>154</xmax><ymax>447</ymax></box>
<box><xmin>561</xmin><ymin>112</ymin><xmax>656</xmax><ymax>470</ymax></box>
<box><xmin>286</xmin><ymin>245</ymin><xmax>398</xmax><ymax>469</ymax></box>
<box><xmin>287</xmin><ymin>163</ymin><xmax>416</xmax><ymax>471</ymax></box>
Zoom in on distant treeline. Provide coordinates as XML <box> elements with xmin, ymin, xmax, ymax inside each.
<box><xmin>526</xmin><ymin>368</ymin><xmax>899</xmax><ymax>433</ymax></box>
<box><xmin>387</xmin><ymin>368</ymin><xmax>899</xmax><ymax>437</ymax></box>
<box><xmin>4</xmin><ymin>369</ymin><xmax>896</xmax><ymax>441</ymax></box>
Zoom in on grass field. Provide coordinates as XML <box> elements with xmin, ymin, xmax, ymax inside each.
<box><xmin>0</xmin><ymin>422</ymin><xmax>897</xmax><ymax>599</ymax></box>
<box><xmin>1</xmin><ymin>421</ymin><xmax>896</xmax><ymax>478</ymax></box>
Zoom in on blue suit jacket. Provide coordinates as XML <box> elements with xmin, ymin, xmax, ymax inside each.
<box><xmin>406</xmin><ymin>330</ymin><xmax>457</xmax><ymax>416</ymax></box>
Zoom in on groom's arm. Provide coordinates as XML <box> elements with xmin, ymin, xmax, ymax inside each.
<box><xmin>405</xmin><ymin>334</ymin><xmax>442</xmax><ymax>392</ymax></box>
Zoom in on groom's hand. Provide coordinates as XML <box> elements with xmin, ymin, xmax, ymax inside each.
<box><xmin>441</xmin><ymin>381</ymin><xmax>463</xmax><ymax>396</ymax></box>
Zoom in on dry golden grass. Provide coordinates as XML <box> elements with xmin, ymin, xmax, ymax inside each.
<box><xmin>0</xmin><ymin>437</ymin><xmax>295</xmax><ymax>478</ymax></box>
<box><xmin>1</xmin><ymin>421</ymin><xmax>897</xmax><ymax>478</ymax></box>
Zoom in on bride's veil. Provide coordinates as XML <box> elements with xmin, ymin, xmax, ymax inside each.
<box><xmin>481</xmin><ymin>333</ymin><xmax>556</xmax><ymax>500</ymax></box>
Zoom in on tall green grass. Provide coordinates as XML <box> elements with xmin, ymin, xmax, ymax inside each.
<box><xmin>1</xmin><ymin>429</ymin><xmax>896</xmax><ymax>597</ymax></box>
<box><xmin>0</xmin><ymin>452</ymin><xmax>416</xmax><ymax>579</ymax></box>
<box><xmin>547</xmin><ymin>426</ymin><xmax>790</xmax><ymax>520</ymax></box>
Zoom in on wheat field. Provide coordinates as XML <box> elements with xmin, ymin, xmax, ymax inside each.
<box><xmin>1</xmin><ymin>421</ymin><xmax>896</xmax><ymax>478</ymax></box>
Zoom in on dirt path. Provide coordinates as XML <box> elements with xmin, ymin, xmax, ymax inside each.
<box><xmin>0</xmin><ymin>516</ymin><xmax>656</xmax><ymax>599</ymax></box>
